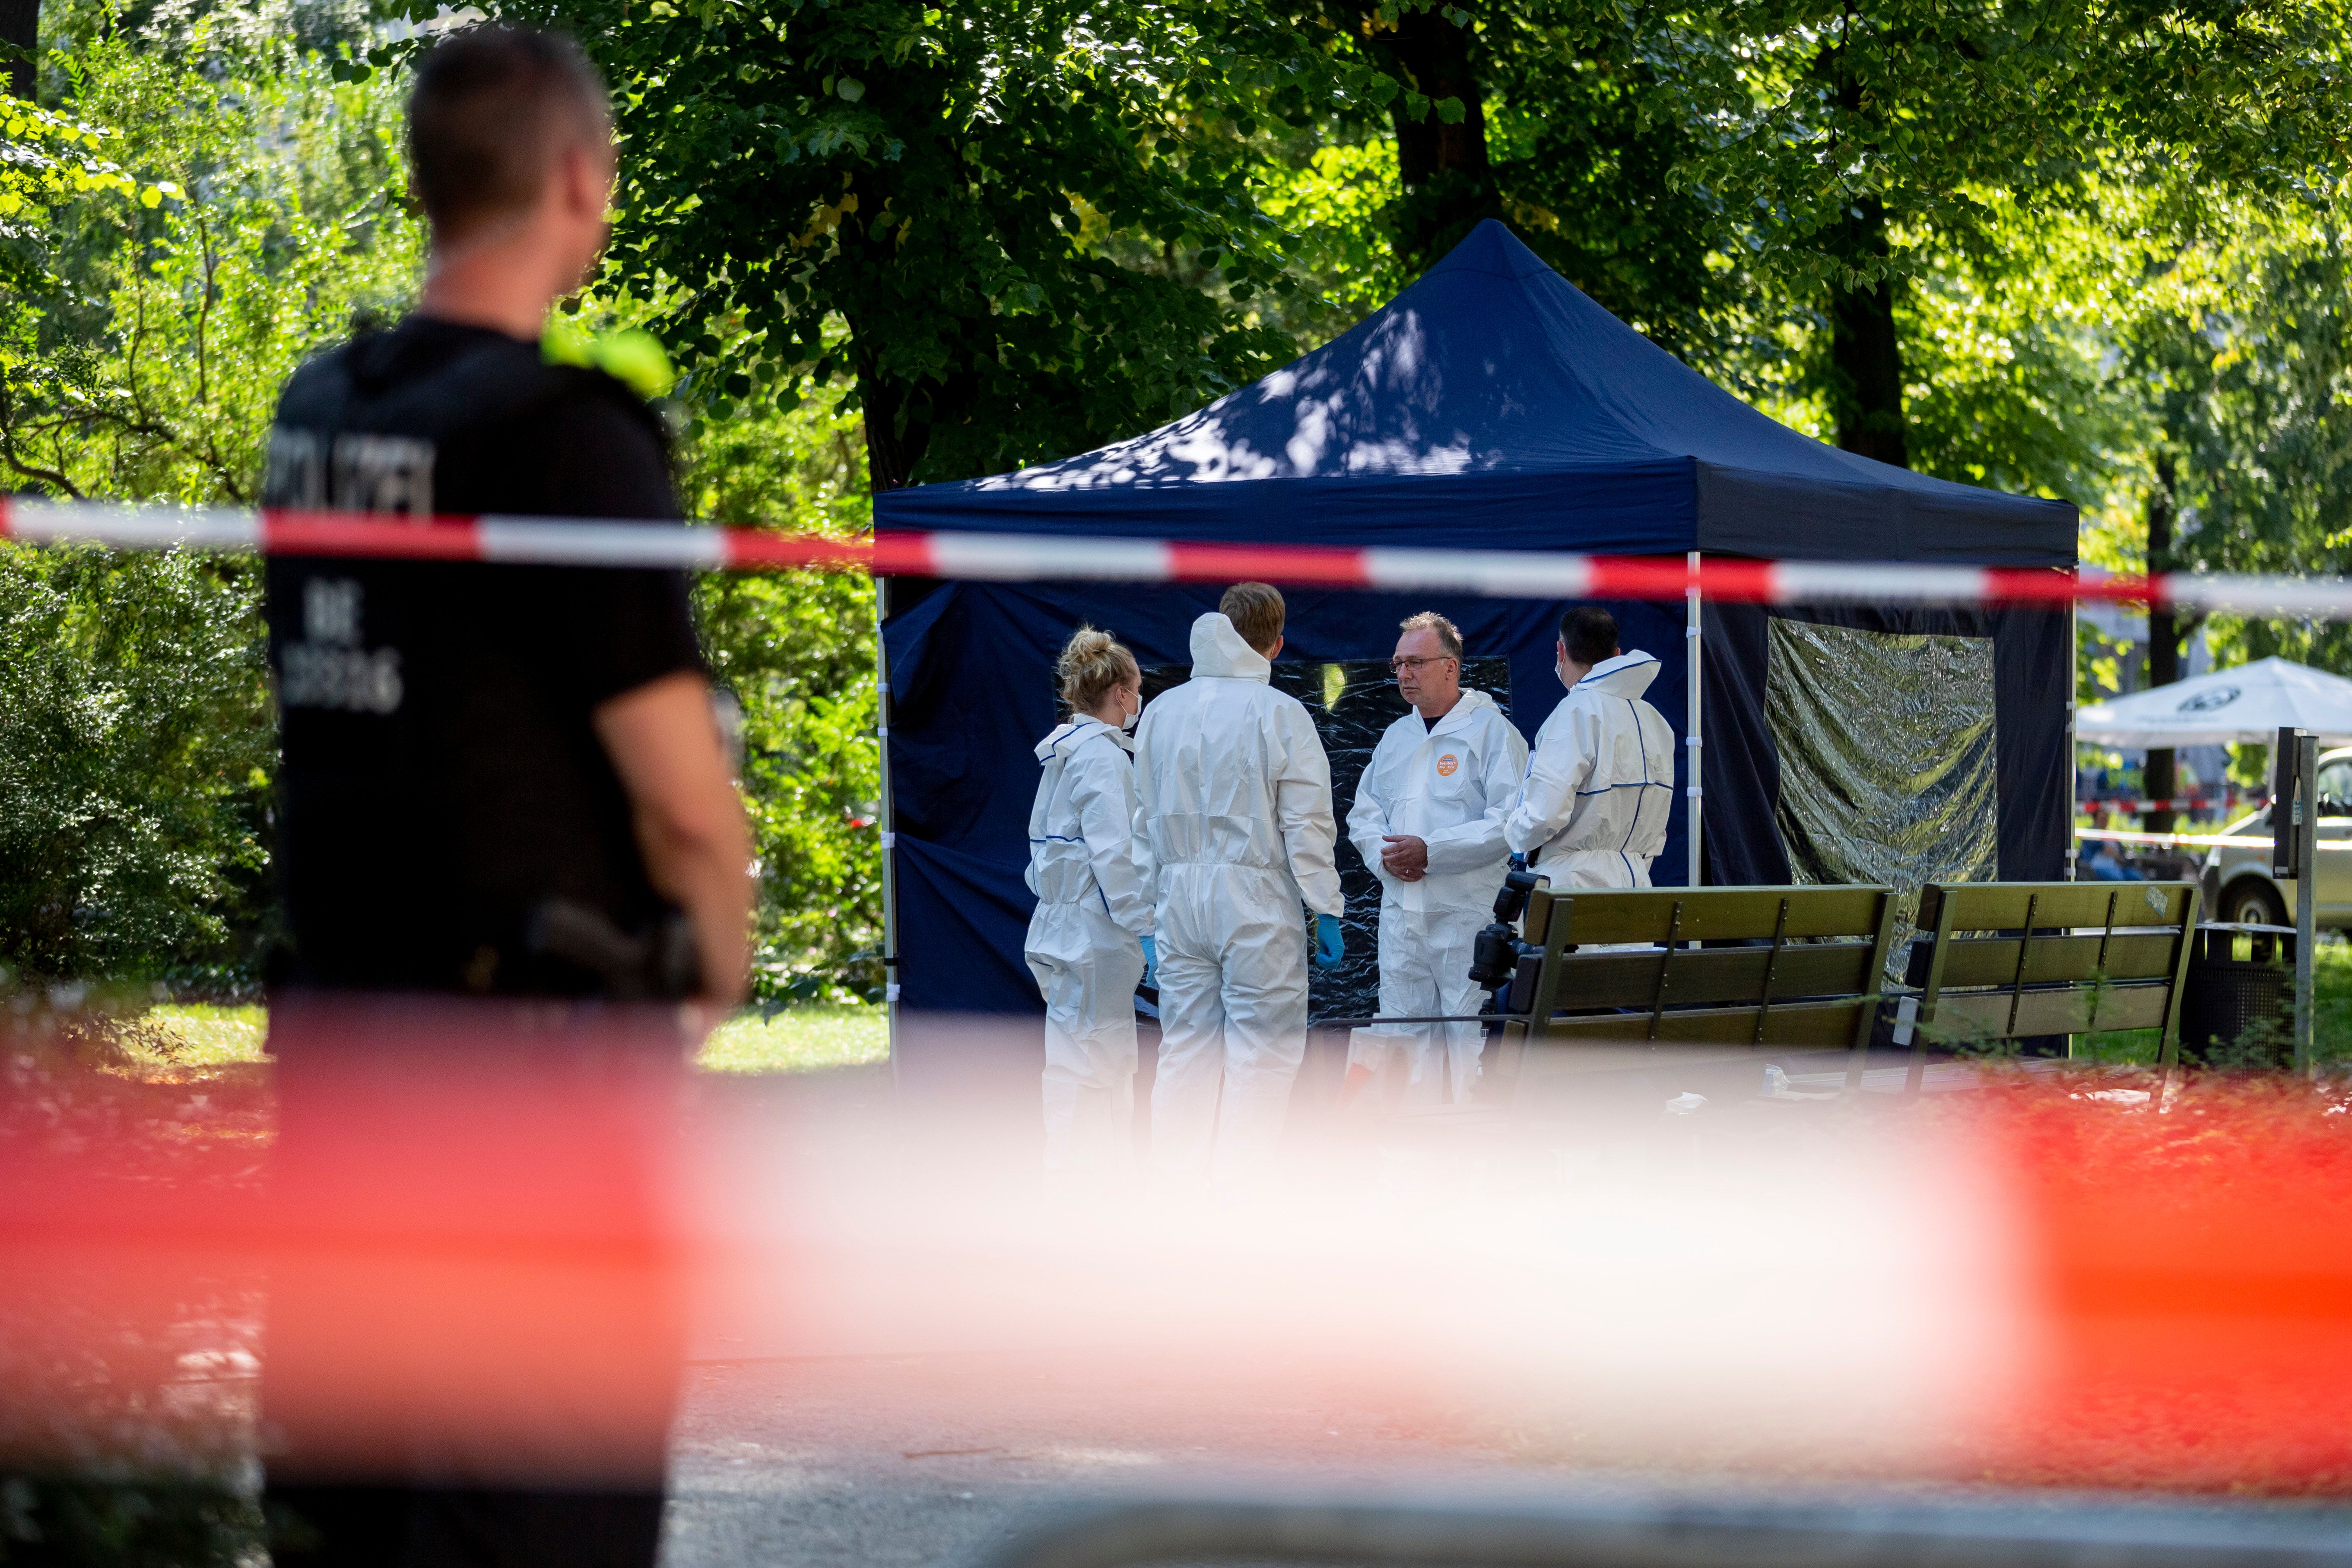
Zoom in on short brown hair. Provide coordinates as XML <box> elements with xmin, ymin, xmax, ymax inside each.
<box><xmin>1397</xmin><ymin>611</ymin><xmax>1462</xmax><ymax>660</ymax></box>
<box><xmin>409</xmin><ymin>26</ymin><xmax>611</xmax><ymax>242</ymax></box>
<box><xmin>1559</xmin><ymin>606</ymin><xmax>1620</xmax><ymax>667</ymax></box>
<box><xmin>1219</xmin><ymin>582</ymin><xmax>1285</xmax><ymax>655</ymax></box>
<box><xmin>1056</xmin><ymin>626</ymin><xmax>1139</xmax><ymax>714</ymax></box>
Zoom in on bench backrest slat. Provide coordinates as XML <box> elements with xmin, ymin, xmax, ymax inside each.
<box><xmin>1925</xmin><ymin>930</ymin><xmax>2183</xmax><ymax>989</ymax></box>
<box><xmin>1535</xmin><ymin>999</ymin><xmax>1877</xmax><ymax>1049</ymax></box>
<box><xmin>1910</xmin><ymin>879</ymin><xmax>2200</xmax><ymax>1080</ymax></box>
<box><xmin>1526</xmin><ymin>943</ymin><xmax>1883</xmax><ymax>1011</ymax></box>
<box><xmin>1929</xmin><ymin>984</ymin><xmax>2176</xmax><ymax>1040</ymax></box>
<box><xmin>1499</xmin><ymin>884</ymin><xmax>1897</xmax><ymax>1084</ymax></box>
<box><xmin>1917</xmin><ymin>881</ymin><xmax>2195</xmax><ymax>933</ymax></box>
<box><xmin>1529</xmin><ymin>884</ymin><xmax>1894</xmax><ymax>947</ymax></box>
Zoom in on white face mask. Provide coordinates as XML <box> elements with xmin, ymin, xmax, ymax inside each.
<box><xmin>1120</xmin><ymin>692</ymin><xmax>1142</xmax><ymax>732</ymax></box>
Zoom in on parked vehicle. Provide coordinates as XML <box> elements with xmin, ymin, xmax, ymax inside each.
<box><xmin>2200</xmin><ymin>746</ymin><xmax>2352</xmax><ymax>929</ymax></box>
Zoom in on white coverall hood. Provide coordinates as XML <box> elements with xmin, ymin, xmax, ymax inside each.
<box><xmin>1504</xmin><ymin>648</ymin><xmax>1676</xmax><ymax>889</ymax></box>
<box><xmin>1578</xmin><ymin>650</ymin><xmax>1663</xmax><ymax>701</ymax></box>
<box><xmin>1034</xmin><ymin>714</ymin><xmax>1135</xmax><ymax>765</ymax></box>
<box><xmin>1188</xmin><ymin>611</ymin><xmax>1272</xmax><ymax>681</ymax></box>
<box><xmin>1135</xmin><ymin>612</ymin><xmax>1339</xmax><ymax>1180</ymax></box>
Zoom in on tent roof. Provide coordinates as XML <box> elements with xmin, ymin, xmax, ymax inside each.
<box><xmin>876</xmin><ymin>220</ymin><xmax>2077</xmax><ymax>567</ymax></box>
<box><xmin>2076</xmin><ymin>657</ymin><xmax>2352</xmax><ymax>748</ymax></box>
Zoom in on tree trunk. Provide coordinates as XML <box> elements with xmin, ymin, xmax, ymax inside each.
<box><xmin>0</xmin><ymin>0</ymin><xmax>36</xmax><ymax>101</ymax></box>
<box><xmin>1828</xmin><ymin>198</ymin><xmax>1908</xmax><ymax>468</ymax></box>
<box><xmin>2143</xmin><ymin>454</ymin><xmax>2180</xmax><ymax>835</ymax></box>
<box><xmin>856</xmin><ymin>361</ymin><xmax>920</xmax><ymax>495</ymax></box>
<box><xmin>1353</xmin><ymin>3</ymin><xmax>1498</xmax><ymax>269</ymax></box>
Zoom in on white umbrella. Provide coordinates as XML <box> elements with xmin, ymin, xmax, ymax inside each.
<box><xmin>2076</xmin><ymin>655</ymin><xmax>2352</xmax><ymax>748</ymax></box>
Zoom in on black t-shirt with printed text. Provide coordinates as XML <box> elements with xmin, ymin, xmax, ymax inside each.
<box><xmin>261</xmin><ymin>317</ymin><xmax>704</xmax><ymax>995</ymax></box>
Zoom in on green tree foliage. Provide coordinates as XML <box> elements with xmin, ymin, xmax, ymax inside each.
<box><xmin>2131</xmin><ymin>216</ymin><xmax>2352</xmax><ymax>672</ymax></box>
<box><xmin>488</xmin><ymin>0</ymin><xmax>1400</xmax><ymax>489</ymax></box>
<box><xmin>0</xmin><ymin>10</ymin><xmax>420</xmax><ymax>499</ymax></box>
<box><xmin>0</xmin><ymin>10</ymin><xmax>897</xmax><ymax>994</ymax></box>
<box><xmin>0</xmin><ymin>549</ymin><xmax>273</xmax><ymax>984</ymax></box>
<box><xmin>1660</xmin><ymin>0</ymin><xmax>2352</xmax><ymax>467</ymax></box>
<box><xmin>0</xmin><ymin>5</ymin><xmax>414</xmax><ymax>986</ymax></box>
<box><xmin>676</xmin><ymin>378</ymin><xmax>883</xmax><ymax>1002</ymax></box>
<box><xmin>1289</xmin><ymin>2</ymin><xmax>1739</xmax><ymax>351</ymax></box>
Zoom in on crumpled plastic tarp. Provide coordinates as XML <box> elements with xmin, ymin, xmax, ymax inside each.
<box><xmin>1766</xmin><ymin>618</ymin><xmax>1999</xmax><ymax>972</ymax></box>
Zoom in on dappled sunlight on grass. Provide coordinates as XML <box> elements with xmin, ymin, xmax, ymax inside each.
<box><xmin>141</xmin><ymin>1005</ymin><xmax>269</xmax><ymax>1071</ymax></box>
<box><xmin>124</xmin><ymin>1002</ymin><xmax>889</xmax><ymax>1078</ymax></box>
<box><xmin>695</xmin><ymin>1005</ymin><xmax>887</xmax><ymax>1074</ymax></box>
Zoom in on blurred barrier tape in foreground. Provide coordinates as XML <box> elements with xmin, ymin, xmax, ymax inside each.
<box><xmin>9</xmin><ymin>494</ymin><xmax>2352</xmax><ymax>612</ymax></box>
<box><xmin>2074</xmin><ymin>826</ymin><xmax>2352</xmax><ymax>850</ymax></box>
<box><xmin>8</xmin><ymin>1037</ymin><xmax>2352</xmax><ymax>1489</ymax></box>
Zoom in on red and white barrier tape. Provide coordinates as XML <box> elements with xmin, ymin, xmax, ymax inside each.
<box><xmin>7</xmin><ymin>495</ymin><xmax>2352</xmax><ymax>612</ymax></box>
<box><xmin>2073</xmin><ymin>825</ymin><xmax>2352</xmax><ymax>851</ymax></box>
<box><xmin>2077</xmin><ymin>796</ymin><xmax>2249</xmax><ymax>814</ymax></box>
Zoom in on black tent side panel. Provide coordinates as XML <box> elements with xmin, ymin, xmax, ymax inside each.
<box><xmin>1694</xmin><ymin>463</ymin><xmax>2077</xmax><ymax>568</ymax></box>
<box><xmin>1702</xmin><ymin>602</ymin><xmax>2072</xmax><ymax>890</ymax></box>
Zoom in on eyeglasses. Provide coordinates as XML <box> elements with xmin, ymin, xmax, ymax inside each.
<box><xmin>1389</xmin><ymin>654</ymin><xmax>1457</xmax><ymax>674</ymax></box>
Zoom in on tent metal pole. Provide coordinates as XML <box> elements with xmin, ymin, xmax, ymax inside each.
<box><xmin>2067</xmin><ymin>603</ymin><xmax>2078</xmax><ymax>883</ymax></box>
<box><xmin>2297</xmin><ymin>731</ymin><xmax>2317</xmax><ymax>1076</ymax></box>
<box><xmin>1687</xmin><ymin>549</ymin><xmax>1703</xmax><ymax>888</ymax></box>
<box><xmin>874</xmin><ymin>586</ymin><xmax>899</xmax><ymax>1083</ymax></box>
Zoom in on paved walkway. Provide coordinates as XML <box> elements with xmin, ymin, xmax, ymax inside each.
<box><xmin>660</xmin><ymin>1347</ymin><xmax>1524</xmax><ymax>1567</ymax></box>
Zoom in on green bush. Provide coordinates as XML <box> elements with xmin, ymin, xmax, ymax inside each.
<box><xmin>0</xmin><ymin>548</ymin><xmax>273</xmax><ymax>987</ymax></box>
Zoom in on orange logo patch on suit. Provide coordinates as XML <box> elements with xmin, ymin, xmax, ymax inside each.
<box><xmin>1436</xmin><ymin>753</ymin><xmax>1460</xmax><ymax>777</ymax></box>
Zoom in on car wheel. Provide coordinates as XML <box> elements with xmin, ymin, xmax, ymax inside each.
<box><xmin>2222</xmin><ymin>879</ymin><xmax>2289</xmax><ymax>929</ymax></box>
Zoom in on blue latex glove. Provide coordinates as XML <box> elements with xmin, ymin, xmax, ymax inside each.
<box><xmin>1314</xmin><ymin>912</ymin><xmax>1345</xmax><ymax>970</ymax></box>
<box><xmin>1138</xmin><ymin>933</ymin><xmax>1158</xmax><ymax>989</ymax></box>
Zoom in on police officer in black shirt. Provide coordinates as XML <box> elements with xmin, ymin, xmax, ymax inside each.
<box><xmin>259</xmin><ymin>26</ymin><xmax>752</xmax><ymax>1568</ymax></box>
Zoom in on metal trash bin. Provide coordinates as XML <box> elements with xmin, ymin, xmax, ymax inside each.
<box><xmin>2178</xmin><ymin>922</ymin><xmax>2295</xmax><ymax>1067</ymax></box>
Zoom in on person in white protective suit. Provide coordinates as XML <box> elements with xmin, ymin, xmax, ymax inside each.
<box><xmin>1024</xmin><ymin>628</ymin><xmax>1154</xmax><ymax>1176</ymax></box>
<box><xmin>1344</xmin><ymin>611</ymin><xmax>1528</xmax><ymax>1108</ymax></box>
<box><xmin>1134</xmin><ymin>582</ymin><xmax>1343</xmax><ymax>1181</ymax></box>
<box><xmin>1505</xmin><ymin>606</ymin><xmax>1676</xmax><ymax>887</ymax></box>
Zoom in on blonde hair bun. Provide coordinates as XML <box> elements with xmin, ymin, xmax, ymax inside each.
<box><xmin>1056</xmin><ymin>625</ymin><xmax>1140</xmax><ymax>715</ymax></box>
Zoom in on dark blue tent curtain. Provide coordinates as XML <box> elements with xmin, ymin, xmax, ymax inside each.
<box><xmin>873</xmin><ymin>220</ymin><xmax>2079</xmax><ymax>1033</ymax></box>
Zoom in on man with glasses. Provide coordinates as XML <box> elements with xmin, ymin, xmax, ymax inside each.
<box><xmin>1343</xmin><ymin>612</ymin><xmax>1528</xmax><ymax>1107</ymax></box>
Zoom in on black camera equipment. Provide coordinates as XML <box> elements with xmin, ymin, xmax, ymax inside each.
<box><xmin>1467</xmin><ymin>863</ymin><xmax>1543</xmax><ymax>998</ymax></box>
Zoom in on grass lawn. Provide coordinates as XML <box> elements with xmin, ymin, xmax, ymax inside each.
<box><xmin>2074</xmin><ymin>935</ymin><xmax>2352</xmax><ymax>1066</ymax></box>
<box><xmin>133</xmin><ymin>1002</ymin><xmax>889</xmax><ymax>1075</ymax></box>
<box><xmin>695</xmin><ymin>1006</ymin><xmax>888</xmax><ymax>1073</ymax></box>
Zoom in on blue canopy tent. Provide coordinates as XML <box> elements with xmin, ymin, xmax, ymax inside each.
<box><xmin>873</xmin><ymin>221</ymin><xmax>2077</xmax><ymax>1060</ymax></box>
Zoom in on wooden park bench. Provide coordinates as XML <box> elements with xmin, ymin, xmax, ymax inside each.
<box><xmin>1894</xmin><ymin>879</ymin><xmax>2201</xmax><ymax>1087</ymax></box>
<box><xmin>1489</xmin><ymin>882</ymin><xmax>1899</xmax><ymax>1095</ymax></box>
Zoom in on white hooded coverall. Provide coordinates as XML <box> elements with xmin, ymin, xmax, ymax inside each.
<box><xmin>1504</xmin><ymin>650</ymin><xmax>1677</xmax><ymax>887</ymax></box>
<box><xmin>1346</xmin><ymin>688</ymin><xmax>1528</xmax><ymax>1104</ymax></box>
<box><xmin>1024</xmin><ymin>713</ymin><xmax>1152</xmax><ymax>1174</ymax></box>
<box><xmin>1134</xmin><ymin>613</ymin><xmax>1341</xmax><ymax>1178</ymax></box>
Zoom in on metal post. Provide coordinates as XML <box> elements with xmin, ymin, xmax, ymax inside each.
<box><xmin>1686</xmin><ymin>549</ymin><xmax>1703</xmax><ymax>889</ymax></box>
<box><xmin>2297</xmin><ymin>731</ymin><xmax>2317</xmax><ymax>1076</ymax></box>
<box><xmin>874</xmin><ymin>588</ymin><xmax>899</xmax><ymax>1079</ymax></box>
<box><xmin>2066</xmin><ymin>602</ymin><xmax>2079</xmax><ymax>882</ymax></box>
